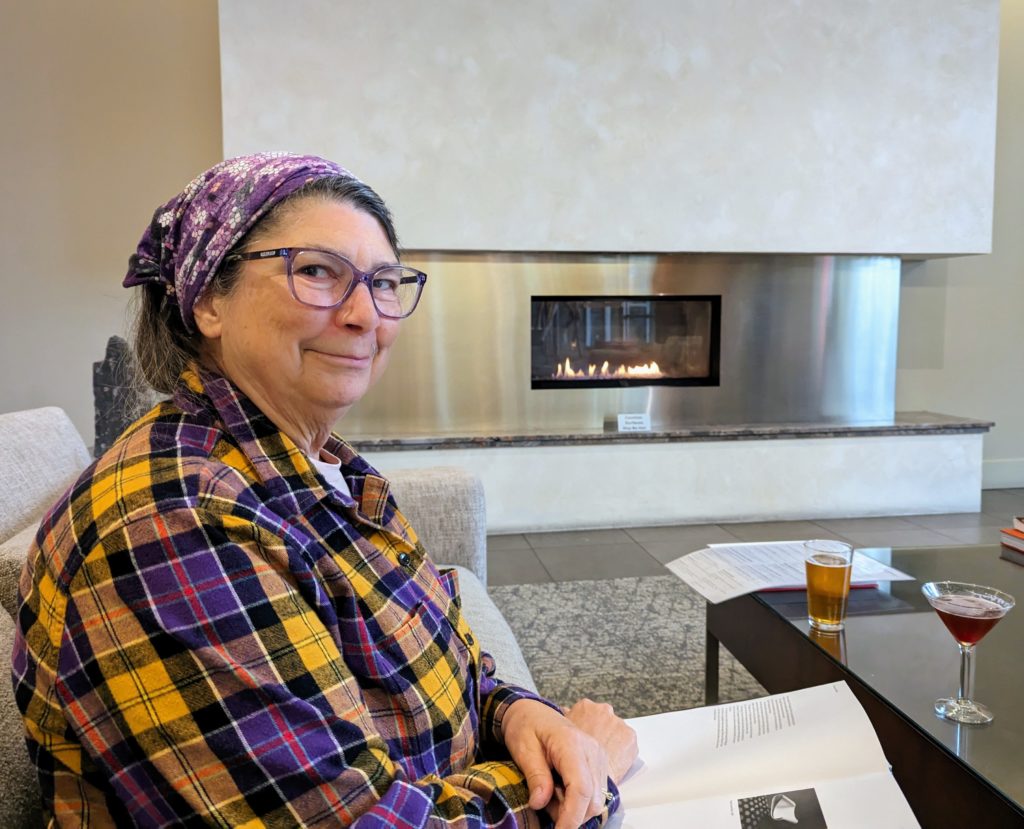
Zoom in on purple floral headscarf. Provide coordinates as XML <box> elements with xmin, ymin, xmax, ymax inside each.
<box><xmin>123</xmin><ymin>152</ymin><xmax>354</xmax><ymax>332</ymax></box>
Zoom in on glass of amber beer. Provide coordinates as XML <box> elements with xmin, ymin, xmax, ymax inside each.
<box><xmin>804</xmin><ymin>540</ymin><xmax>854</xmax><ymax>631</ymax></box>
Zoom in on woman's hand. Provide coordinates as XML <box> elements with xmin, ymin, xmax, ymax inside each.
<box><xmin>501</xmin><ymin>699</ymin><xmax>611</xmax><ymax>828</ymax></box>
<box><xmin>564</xmin><ymin>699</ymin><xmax>638</xmax><ymax>784</ymax></box>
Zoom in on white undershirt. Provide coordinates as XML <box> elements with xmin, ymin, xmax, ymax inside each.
<box><xmin>307</xmin><ymin>450</ymin><xmax>352</xmax><ymax>499</ymax></box>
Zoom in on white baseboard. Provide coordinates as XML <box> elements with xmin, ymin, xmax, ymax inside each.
<box><xmin>365</xmin><ymin>433</ymin><xmax>985</xmax><ymax>533</ymax></box>
<box><xmin>982</xmin><ymin>457</ymin><xmax>1024</xmax><ymax>489</ymax></box>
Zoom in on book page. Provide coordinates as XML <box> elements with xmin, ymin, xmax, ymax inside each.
<box><xmin>618</xmin><ymin>682</ymin><xmax>890</xmax><ymax>810</ymax></box>
<box><xmin>666</xmin><ymin>541</ymin><xmax>913</xmax><ymax>604</ymax></box>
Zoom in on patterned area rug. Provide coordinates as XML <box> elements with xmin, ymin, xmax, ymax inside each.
<box><xmin>490</xmin><ymin>575</ymin><xmax>766</xmax><ymax>718</ymax></box>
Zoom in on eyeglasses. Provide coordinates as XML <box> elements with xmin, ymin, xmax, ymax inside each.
<box><xmin>225</xmin><ymin>247</ymin><xmax>427</xmax><ymax>319</ymax></box>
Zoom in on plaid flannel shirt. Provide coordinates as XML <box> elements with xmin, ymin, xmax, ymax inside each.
<box><xmin>13</xmin><ymin>367</ymin><xmax>615</xmax><ymax>827</ymax></box>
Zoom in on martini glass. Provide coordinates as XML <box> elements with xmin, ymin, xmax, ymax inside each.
<box><xmin>921</xmin><ymin>581</ymin><xmax>1014</xmax><ymax>724</ymax></box>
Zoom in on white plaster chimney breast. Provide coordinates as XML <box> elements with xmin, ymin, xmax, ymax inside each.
<box><xmin>220</xmin><ymin>0</ymin><xmax>998</xmax><ymax>254</ymax></box>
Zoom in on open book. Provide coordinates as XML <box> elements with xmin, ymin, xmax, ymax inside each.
<box><xmin>608</xmin><ymin>682</ymin><xmax>919</xmax><ymax>828</ymax></box>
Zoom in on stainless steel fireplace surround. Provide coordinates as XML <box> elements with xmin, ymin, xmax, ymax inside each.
<box><xmin>342</xmin><ymin>253</ymin><xmax>900</xmax><ymax>437</ymax></box>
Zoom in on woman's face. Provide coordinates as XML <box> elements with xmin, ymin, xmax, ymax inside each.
<box><xmin>193</xmin><ymin>198</ymin><xmax>403</xmax><ymax>437</ymax></box>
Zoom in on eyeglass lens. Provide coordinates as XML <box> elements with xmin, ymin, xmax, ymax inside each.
<box><xmin>289</xmin><ymin>249</ymin><xmax>421</xmax><ymax>317</ymax></box>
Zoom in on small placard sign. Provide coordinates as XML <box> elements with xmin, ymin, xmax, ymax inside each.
<box><xmin>617</xmin><ymin>413</ymin><xmax>651</xmax><ymax>433</ymax></box>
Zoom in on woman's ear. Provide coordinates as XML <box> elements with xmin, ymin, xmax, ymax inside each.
<box><xmin>192</xmin><ymin>291</ymin><xmax>224</xmax><ymax>340</ymax></box>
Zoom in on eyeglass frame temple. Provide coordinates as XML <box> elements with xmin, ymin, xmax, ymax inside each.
<box><xmin>225</xmin><ymin>247</ymin><xmax>427</xmax><ymax>318</ymax></box>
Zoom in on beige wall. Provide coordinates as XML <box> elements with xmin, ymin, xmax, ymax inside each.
<box><xmin>1</xmin><ymin>1</ymin><xmax>1021</xmax><ymax>490</ymax></box>
<box><xmin>221</xmin><ymin>0</ymin><xmax>999</xmax><ymax>255</ymax></box>
<box><xmin>896</xmin><ymin>1</ymin><xmax>1024</xmax><ymax>488</ymax></box>
<box><xmin>0</xmin><ymin>0</ymin><xmax>222</xmax><ymax>446</ymax></box>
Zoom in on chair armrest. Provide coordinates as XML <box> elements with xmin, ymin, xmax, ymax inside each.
<box><xmin>384</xmin><ymin>466</ymin><xmax>488</xmax><ymax>584</ymax></box>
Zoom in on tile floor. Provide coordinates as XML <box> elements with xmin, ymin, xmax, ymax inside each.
<box><xmin>487</xmin><ymin>488</ymin><xmax>1024</xmax><ymax>586</ymax></box>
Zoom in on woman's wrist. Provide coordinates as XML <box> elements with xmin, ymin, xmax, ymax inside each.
<box><xmin>483</xmin><ymin>686</ymin><xmax>563</xmax><ymax>749</ymax></box>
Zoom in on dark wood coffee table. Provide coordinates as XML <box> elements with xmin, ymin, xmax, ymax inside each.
<box><xmin>704</xmin><ymin>544</ymin><xmax>1024</xmax><ymax>829</ymax></box>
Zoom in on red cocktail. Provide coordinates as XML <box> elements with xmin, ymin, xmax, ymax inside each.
<box><xmin>932</xmin><ymin>594</ymin><xmax>1005</xmax><ymax>645</ymax></box>
<box><xmin>922</xmin><ymin>581</ymin><xmax>1014</xmax><ymax>724</ymax></box>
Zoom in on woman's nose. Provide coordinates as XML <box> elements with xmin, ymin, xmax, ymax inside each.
<box><xmin>336</xmin><ymin>278</ymin><xmax>380</xmax><ymax>330</ymax></box>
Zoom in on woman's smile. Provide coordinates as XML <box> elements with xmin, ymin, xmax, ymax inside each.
<box><xmin>308</xmin><ymin>347</ymin><xmax>375</xmax><ymax>365</ymax></box>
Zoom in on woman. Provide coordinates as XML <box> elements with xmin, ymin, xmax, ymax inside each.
<box><xmin>13</xmin><ymin>153</ymin><xmax>636</xmax><ymax>828</ymax></box>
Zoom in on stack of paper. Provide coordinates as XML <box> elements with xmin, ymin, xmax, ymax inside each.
<box><xmin>666</xmin><ymin>541</ymin><xmax>913</xmax><ymax>604</ymax></box>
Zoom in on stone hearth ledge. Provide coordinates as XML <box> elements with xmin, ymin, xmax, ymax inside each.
<box><xmin>347</xmin><ymin>411</ymin><xmax>992</xmax><ymax>452</ymax></box>
<box><xmin>356</xmin><ymin>412</ymin><xmax>992</xmax><ymax>531</ymax></box>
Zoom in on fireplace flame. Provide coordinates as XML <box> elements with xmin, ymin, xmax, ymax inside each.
<box><xmin>554</xmin><ymin>357</ymin><xmax>663</xmax><ymax>379</ymax></box>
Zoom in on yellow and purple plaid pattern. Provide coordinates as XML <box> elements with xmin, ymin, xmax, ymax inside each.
<box><xmin>12</xmin><ymin>367</ymin><xmax>555</xmax><ymax>827</ymax></box>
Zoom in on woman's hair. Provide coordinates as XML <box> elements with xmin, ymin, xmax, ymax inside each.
<box><xmin>130</xmin><ymin>176</ymin><xmax>399</xmax><ymax>394</ymax></box>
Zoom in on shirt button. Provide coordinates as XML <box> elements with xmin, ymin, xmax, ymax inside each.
<box><xmin>465</xmin><ymin>633</ymin><xmax>475</xmax><ymax>646</ymax></box>
<box><xmin>397</xmin><ymin>552</ymin><xmax>411</xmax><ymax>566</ymax></box>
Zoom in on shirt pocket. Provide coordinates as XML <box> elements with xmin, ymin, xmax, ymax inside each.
<box><xmin>343</xmin><ymin>597</ymin><xmax>463</xmax><ymax>688</ymax></box>
<box><xmin>352</xmin><ymin>599</ymin><xmax>477</xmax><ymax>775</ymax></box>
<box><xmin>378</xmin><ymin>598</ymin><xmax>475</xmax><ymax>721</ymax></box>
<box><xmin>375</xmin><ymin>600</ymin><xmax>444</xmax><ymax>671</ymax></box>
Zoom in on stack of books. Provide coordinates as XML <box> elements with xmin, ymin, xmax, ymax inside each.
<box><xmin>999</xmin><ymin>515</ymin><xmax>1024</xmax><ymax>565</ymax></box>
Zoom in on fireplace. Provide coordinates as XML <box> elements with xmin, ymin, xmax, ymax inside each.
<box><xmin>530</xmin><ymin>295</ymin><xmax>721</xmax><ymax>389</ymax></box>
<box><xmin>341</xmin><ymin>252</ymin><xmax>901</xmax><ymax>436</ymax></box>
